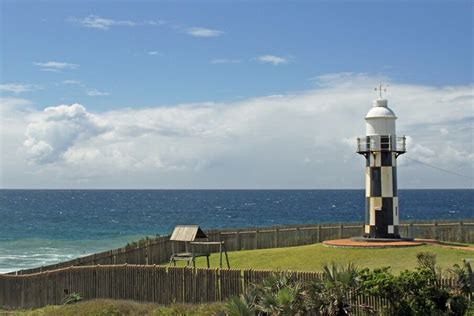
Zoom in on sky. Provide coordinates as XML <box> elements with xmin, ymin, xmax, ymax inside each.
<box><xmin>0</xmin><ymin>0</ymin><xmax>473</xmax><ymax>189</ymax></box>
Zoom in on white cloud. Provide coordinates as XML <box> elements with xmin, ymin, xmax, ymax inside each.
<box><xmin>440</xmin><ymin>128</ymin><xmax>449</xmax><ymax>135</ymax></box>
<box><xmin>34</xmin><ymin>61</ymin><xmax>79</xmax><ymax>72</ymax></box>
<box><xmin>257</xmin><ymin>55</ymin><xmax>288</xmax><ymax>65</ymax></box>
<box><xmin>309</xmin><ymin>72</ymin><xmax>373</xmax><ymax>87</ymax></box>
<box><xmin>210</xmin><ymin>59</ymin><xmax>242</xmax><ymax>64</ymax></box>
<box><xmin>86</xmin><ymin>89</ymin><xmax>110</xmax><ymax>97</ymax></box>
<box><xmin>23</xmin><ymin>104</ymin><xmax>109</xmax><ymax>164</ymax></box>
<box><xmin>0</xmin><ymin>97</ymin><xmax>32</xmax><ymax>114</ymax></box>
<box><xmin>69</xmin><ymin>15</ymin><xmax>165</xmax><ymax>30</ymax></box>
<box><xmin>70</xmin><ymin>15</ymin><xmax>135</xmax><ymax>30</ymax></box>
<box><xmin>1</xmin><ymin>73</ymin><xmax>472</xmax><ymax>188</ymax></box>
<box><xmin>144</xmin><ymin>20</ymin><xmax>166</xmax><ymax>26</ymax></box>
<box><xmin>147</xmin><ymin>51</ymin><xmax>160</xmax><ymax>56</ymax></box>
<box><xmin>0</xmin><ymin>83</ymin><xmax>41</xmax><ymax>94</ymax></box>
<box><xmin>62</xmin><ymin>80</ymin><xmax>82</xmax><ymax>85</ymax></box>
<box><xmin>186</xmin><ymin>27</ymin><xmax>224</xmax><ymax>38</ymax></box>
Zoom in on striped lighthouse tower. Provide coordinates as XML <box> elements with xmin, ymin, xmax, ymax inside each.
<box><xmin>357</xmin><ymin>85</ymin><xmax>406</xmax><ymax>239</ymax></box>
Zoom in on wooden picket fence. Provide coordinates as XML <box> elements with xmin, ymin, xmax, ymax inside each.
<box><xmin>2</xmin><ymin>264</ymin><xmax>459</xmax><ymax>312</ymax></box>
<box><xmin>9</xmin><ymin>219</ymin><xmax>473</xmax><ymax>276</ymax></box>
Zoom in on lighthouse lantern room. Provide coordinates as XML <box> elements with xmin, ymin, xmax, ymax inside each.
<box><xmin>356</xmin><ymin>85</ymin><xmax>407</xmax><ymax>239</ymax></box>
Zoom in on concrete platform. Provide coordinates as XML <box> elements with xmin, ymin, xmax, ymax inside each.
<box><xmin>351</xmin><ymin>237</ymin><xmax>414</xmax><ymax>242</ymax></box>
<box><xmin>323</xmin><ymin>238</ymin><xmax>423</xmax><ymax>248</ymax></box>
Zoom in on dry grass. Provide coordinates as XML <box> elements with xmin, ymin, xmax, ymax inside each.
<box><xmin>6</xmin><ymin>299</ymin><xmax>226</xmax><ymax>316</ymax></box>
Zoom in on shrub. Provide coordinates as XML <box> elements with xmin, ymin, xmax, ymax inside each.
<box><xmin>360</xmin><ymin>252</ymin><xmax>470</xmax><ymax>316</ymax></box>
<box><xmin>125</xmin><ymin>235</ymin><xmax>161</xmax><ymax>249</ymax></box>
<box><xmin>226</xmin><ymin>295</ymin><xmax>255</xmax><ymax>316</ymax></box>
<box><xmin>306</xmin><ymin>262</ymin><xmax>367</xmax><ymax>315</ymax></box>
<box><xmin>449</xmin><ymin>259</ymin><xmax>473</xmax><ymax>297</ymax></box>
<box><xmin>61</xmin><ymin>292</ymin><xmax>83</xmax><ymax>305</ymax></box>
<box><xmin>226</xmin><ymin>272</ymin><xmax>306</xmax><ymax>315</ymax></box>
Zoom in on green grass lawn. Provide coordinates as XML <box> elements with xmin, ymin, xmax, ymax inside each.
<box><xmin>176</xmin><ymin>243</ymin><xmax>473</xmax><ymax>274</ymax></box>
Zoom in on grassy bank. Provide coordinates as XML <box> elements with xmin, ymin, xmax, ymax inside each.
<box><xmin>4</xmin><ymin>246</ymin><xmax>474</xmax><ymax>315</ymax></box>
<box><xmin>3</xmin><ymin>299</ymin><xmax>225</xmax><ymax>315</ymax></box>
<box><xmin>177</xmin><ymin>243</ymin><xmax>473</xmax><ymax>273</ymax></box>
<box><xmin>4</xmin><ymin>298</ymin><xmax>474</xmax><ymax>316</ymax></box>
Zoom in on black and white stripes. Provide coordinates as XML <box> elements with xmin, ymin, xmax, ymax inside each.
<box><xmin>357</xmin><ymin>97</ymin><xmax>406</xmax><ymax>239</ymax></box>
<box><xmin>364</xmin><ymin>135</ymin><xmax>400</xmax><ymax>238</ymax></box>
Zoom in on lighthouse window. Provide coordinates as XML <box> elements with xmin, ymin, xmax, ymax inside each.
<box><xmin>381</xmin><ymin>136</ymin><xmax>390</xmax><ymax>149</ymax></box>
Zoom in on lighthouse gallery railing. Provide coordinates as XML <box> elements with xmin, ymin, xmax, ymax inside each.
<box><xmin>356</xmin><ymin>135</ymin><xmax>406</xmax><ymax>153</ymax></box>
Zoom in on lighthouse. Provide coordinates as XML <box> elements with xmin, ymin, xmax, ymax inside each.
<box><xmin>356</xmin><ymin>85</ymin><xmax>407</xmax><ymax>239</ymax></box>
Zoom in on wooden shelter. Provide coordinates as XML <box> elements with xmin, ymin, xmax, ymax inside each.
<box><xmin>170</xmin><ymin>225</ymin><xmax>208</xmax><ymax>242</ymax></box>
<box><xmin>169</xmin><ymin>225</ymin><xmax>230</xmax><ymax>268</ymax></box>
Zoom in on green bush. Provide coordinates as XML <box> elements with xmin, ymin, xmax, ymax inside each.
<box><xmin>306</xmin><ymin>262</ymin><xmax>365</xmax><ymax>315</ymax></box>
<box><xmin>449</xmin><ymin>259</ymin><xmax>473</xmax><ymax>297</ymax></box>
<box><xmin>359</xmin><ymin>252</ymin><xmax>470</xmax><ymax>316</ymax></box>
<box><xmin>227</xmin><ymin>263</ymin><xmax>367</xmax><ymax>315</ymax></box>
<box><xmin>226</xmin><ymin>272</ymin><xmax>306</xmax><ymax>315</ymax></box>
<box><xmin>61</xmin><ymin>292</ymin><xmax>83</xmax><ymax>305</ymax></box>
<box><xmin>227</xmin><ymin>256</ymin><xmax>471</xmax><ymax>315</ymax></box>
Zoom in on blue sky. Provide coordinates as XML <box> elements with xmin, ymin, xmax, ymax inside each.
<box><xmin>0</xmin><ymin>1</ymin><xmax>472</xmax><ymax>188</ymax></box>
<box><xmin>1</xmin><ymin>1</ymin><xmax>472</xmax><ymax>110</ymax></box>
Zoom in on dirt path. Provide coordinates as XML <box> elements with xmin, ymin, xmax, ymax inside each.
<box><xmin>415</xmin><ymin>239</ymin><xmax>474</xmax><ymax>252</ymax></box>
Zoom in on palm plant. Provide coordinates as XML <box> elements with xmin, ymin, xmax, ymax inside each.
<box><xmin>306</xmin><ymin>262</ymin><xmax>362</xmax><ymax>316</ymax></box>
<box><xmin>227</xmin><ymin>295</ymin><xmax>255</xmax><ymax>316</ymax></box>
<box><xmin>446</xmin><ymin>259</ymin><xmax>472</xmax><ymax>315</ymax></box>
<box><xmin>255</xmin><ymin>273</ymin><xmax>306</xmax><ymax>315</ymax></box>
<box><xmin>61</xmin><ymin>292</ymin><xmax>83</xmax><ymax>305</ymax></box>
<box><xmin>256</xmin><ymin>281</ymin><xmax>305</xmax><ymax>315</ymax></box>
<box><xmin>449</xmin><ymin>259</ymin><xmax>473</xmax><ymax>297</ymax></box>
<box><xmin>226</xmin><ymin>273</ymin><xmax>306</xmax><ymax>315</ymax></box>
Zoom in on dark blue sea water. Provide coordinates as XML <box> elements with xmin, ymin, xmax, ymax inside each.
<box><xmin>0</xmin><ymin>189</ymin><xmax>472</xmax><ymax>273</ymax></box>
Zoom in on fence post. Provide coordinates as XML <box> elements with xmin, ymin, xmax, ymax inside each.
<box><xmin>236</xmin><ymin>232</ymin><xmax>241</xmax><ymax>251</ymax></box>
<box><xmin>296</xmin><ymin>227</ymin><xmax>300</xmax><ymax>245</ymax></box>
<box><xmin>458</xmin><ymin>222</ymin><xmax>464</xmax><ymax>243</ymax></box>
<box><xmin>339</xmin><ymin>224</ymin><xmax>343</xmax><ymax>239</ymax></box>
<box><xmin>255</xmin><ymin>230</ymin><xmax>259</xmax><ymax>249</ymax></box>
<box><xmin>144</xmin><ymin>242</ymin><xmax>148</xmax><ymax>265</ymax></box>
<box><xmin>409</xmin><ymin>222</ymin><xmax>414</xmax><ymax>239</ymax></box>
<box><xmin>274</xmin><ymin>229</ymin><xmax>279</xmax><ymax>248</ymax></box>
<box><xmin>317</xmin><ymin>224</ymin><xmax>322</xmax><ymax>243</ymax></box>
<box><xmin>433</xmin><ymin>221</ymin><xmax>438</xmax><ymax>240</ymax></box>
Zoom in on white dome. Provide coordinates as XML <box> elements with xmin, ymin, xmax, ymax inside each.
<box><xmin>365</xmin><ymin>99</ymin><xmax>397</xmax><ymax>120</ymax></box>
<box><xmin>365</xmin><ymin>106</ymin><xmax>397</xmax><ymax>119</ymax></box>
<box><xmin>365</xmin><ymin>99</ymin><xmax>397</xmax><ymax>136</ymax></box>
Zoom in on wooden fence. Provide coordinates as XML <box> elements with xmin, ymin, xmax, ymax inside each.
<box><xmin>0</xmin><ymin>264</ymin><xmax>460</xmax><ymax>311</ymax></box>
<box><xmin>8</xmin><ymin>219</ymin><xmax>474</xmax><ymax>276</ymax></box>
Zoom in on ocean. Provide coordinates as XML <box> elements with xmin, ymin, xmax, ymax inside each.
<box><xmin>0</xmin><ymin>189</ymin><xmax>472</xmax><ymax>273</ymax></box>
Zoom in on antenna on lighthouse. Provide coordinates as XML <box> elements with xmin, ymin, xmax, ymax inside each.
<box><xmin>374</xmin><ymin>83</ymin><xmax>388</xmax><ymax>99</ymax></box>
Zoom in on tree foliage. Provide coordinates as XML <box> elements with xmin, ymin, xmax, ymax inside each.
<box><xmin>359</xmin><ymin>252</ymin><xmax>470</xmax><ymax>316</ymax></box>
<box><xmin>227</xmin><ymin>253</ymin><xmax>471</xmax><ymax>315</ymax></box>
